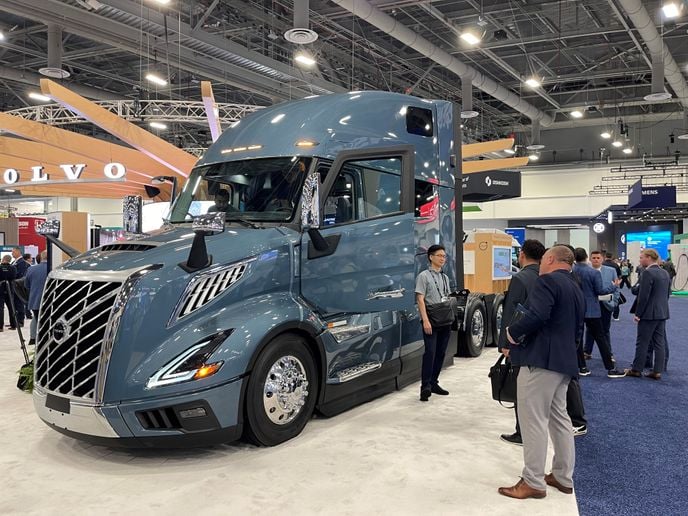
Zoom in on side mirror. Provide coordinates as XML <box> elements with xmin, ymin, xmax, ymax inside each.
<box><xmin>192</xmin><ymin>212</ymin><xmax>226</xmax><ymax>234</ymax></box>
<box><xmin>180</xmin><ymin>213</ymin><xmax>225</xmax><ymax>273</ymax></box>
<box><xmin>37</xmin><ymin>219</ymin><xmax>60</xmax><ymax>237</ymax></box>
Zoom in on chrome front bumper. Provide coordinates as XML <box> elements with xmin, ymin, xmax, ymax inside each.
<box><xmin>33</xmin><ymin>386</ymin><xmax>119</xmax><ymax>438</ymax></box>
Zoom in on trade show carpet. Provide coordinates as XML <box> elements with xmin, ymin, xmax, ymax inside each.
<box><xmin>574</xmin><ymin>293</ymin><xmax>688</xmax><ymax>516</ymax></box>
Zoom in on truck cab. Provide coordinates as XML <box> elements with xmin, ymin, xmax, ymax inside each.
<box><xmin>33</xmin><ymin>91</ymin><xmax>466</xmax><ymax>447</ymax></box>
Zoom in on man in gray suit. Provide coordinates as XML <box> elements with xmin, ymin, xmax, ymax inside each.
<box><xmin>626</xmin><ymin>249</ymin><xmax>671</xmax><ymax>380</ymax></box>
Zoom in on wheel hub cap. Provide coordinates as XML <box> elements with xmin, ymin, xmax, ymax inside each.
<box><xmin>471</xmin><ymin>310</ymin><xmax>485</xmax><ymax>346</ymax></box>
<box><xmin>263</xmin><ymin>355</ymin><xmax>309</xmax><ymax>425</ymax></box>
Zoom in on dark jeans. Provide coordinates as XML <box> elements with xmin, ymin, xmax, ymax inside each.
<box><xmin>514</xmin><ymin>372</ymin><xmax>586</xmax><ymax>434</ymax></box>
<box><xmin>0</xmin><ymin>292</ymin><xmax>16</xmax><ymax>328</ymax></box>
<box><xmin>420</xmin><ymin>324</ymin><xmax>451</xmax><ymax>391</ymax></box>
<box><xmin>620</xmin><ymin>276</ymin><xmax>632</xmax><ymax>289</ymax></box>
<box><xmin>634</xmin><ymin>319</ymin><xmax>666</xmax><ymax>373</ymax></box>
<box><xmin>584</xmin><ymin>305</ymin><xmax>613</xmax><ymax>355</ymax></box>
<box><xmin>583</xmin><ymin>317</ymin><xmax>615</xmax><ymax>370</ymax></box>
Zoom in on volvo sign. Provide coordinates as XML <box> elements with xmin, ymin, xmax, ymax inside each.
<box><xmin>2</xmin><ymin>162</ymin><xmax>127</xmax><ymax>187</ymax></box>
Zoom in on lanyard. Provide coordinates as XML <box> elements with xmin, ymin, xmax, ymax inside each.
<box><xmin>430</xmin><ymin>270</ymin><xmax>448</xmax><ymax>298</ymax></box>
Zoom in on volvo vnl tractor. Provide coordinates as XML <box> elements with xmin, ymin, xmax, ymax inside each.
<box><xmin>33</xmin><ymin>92</ymin><xmax>502</xmax><ymax>447</ymax></box>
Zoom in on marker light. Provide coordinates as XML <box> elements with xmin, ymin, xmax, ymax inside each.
<box><xmin>295</xmin><ymin>140</ymin><xmax>318</xmax><ymax>147</ymax></box>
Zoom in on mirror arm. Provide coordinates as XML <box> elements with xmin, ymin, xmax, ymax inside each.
<box><xmin>45</xmin><ymin>235</ymin><xmax>80</xmax><ymax>259</ymax></box>
<box><xmin>308</xmin><ymin>227</ymin><xmax>329</xmax><ymax>252</ymax></box>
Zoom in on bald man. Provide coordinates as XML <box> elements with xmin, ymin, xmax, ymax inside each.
<box><xmin>499</xmin><ymin>245</ymin><xmax>585</xmax><ymax>500</ymax></box>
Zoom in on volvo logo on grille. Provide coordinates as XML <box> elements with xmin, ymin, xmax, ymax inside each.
<box><xmin>52</xmin><ymin>319</ymin><xmax>70</xmax><ymax>343</ymax></box>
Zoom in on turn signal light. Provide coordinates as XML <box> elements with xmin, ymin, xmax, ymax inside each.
<box><xmin>193</xmin><ymin>362</ymin><xmax>223</xmax><ymax>380</ymax></box>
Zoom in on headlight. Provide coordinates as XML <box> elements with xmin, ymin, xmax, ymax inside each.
<box><xmin>146</xmin><ymin>331</ymin><xmax>231</xmax><ymax>389</ymax></box>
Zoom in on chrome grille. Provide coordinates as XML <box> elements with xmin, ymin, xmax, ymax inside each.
<box><xmin>35</xmin><ymin>278</ymin><xmax>122</xmax><ymax>400</ymax></box>
<box><xmin>176</xmin><ymin>263</ymin><xmax>248</xmax><ymax>320</ymax></box>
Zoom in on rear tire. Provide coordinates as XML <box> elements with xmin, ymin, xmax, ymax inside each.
<box><xmin>457</xmin><ymin>297</ymin><xmax>487</xmax><ymax>357</ymax></box>
<box><xmin>491</xmin><ymin>294</ymin><xmax>504</xmax><ymax>347</ymax></box>
<box><xmin>245</xmin><ymin>333</ymin><xmax>318</xmax><ymax>446</ymax></box>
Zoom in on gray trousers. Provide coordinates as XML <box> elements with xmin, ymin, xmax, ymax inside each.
<box><xmin>517</xmin><ymin>366</ymin><xmax>575</xmax><ymax>491</ymax></box>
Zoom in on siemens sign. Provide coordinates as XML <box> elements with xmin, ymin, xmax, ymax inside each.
<box><xmin>628</xmin><ymin>179</ymin><xmax>676</xmax><ymax>209</ymax></box>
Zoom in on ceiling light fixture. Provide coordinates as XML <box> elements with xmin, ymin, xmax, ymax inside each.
<box><xmin>145</xmin><ymin>72</ymin><xmax>167</xmax><ymax>86</ymax></box>
<box><xmin>0</xmin><ymin>31</ymin><xmax>5</xmax><ymax>41</ymax></box>
<box><xmin>623</xmin><ymin>146</ymin><xmax>633</xmax><ymax>155</ymax></box>
<box><xmin>149</xmin><ymin>121</ymin><xmax>167</xmax><ymax>130</ymax></box>
<box><xmin>662</xmin><ymin>2</ymin><xmax>682</xmax><ymax>18</ymax></box>
<box><xmin>570</xmin><ymin>110</ymin><xmax>583</xmax><ymax>119</ymax></box>
<box><xmin>600</xmin><ymin>131</ymin><xmax>612</xmax><ymax>139</ymax></box>
<box><xmin>524</xmin><ymin>77</ymin><xmax>541</xmax><ymax>89</ymax></box>
<box><xmin>528</xmin><ymin>152</ymin><xmax>540</xmax><ymax>161</ymax></box>
<box><xmin>294</xmin><ymin>51</ymin><xmax>316</xmax><ymax>67</ymax></box>
<box><xmin>612</xmin><ymin>140</ymin><xmax>623</xmax><ymax>148</ymax></box>
<box><xmin>460</xmin><ymin>29</ymin><xmax>482</xmax><ymax>46</ymax></box>
<box><xmin>28</xmin><ymin>92</ymin><xmax>51</xmax><ymax>102</ymax></box>
<box><xmin>154</xmin><ymin>0</ymin><xmax>171</xmax><ymax>5</ymax></box>
<box><xmin>504</xmin><ymin>148</ymin><xmax>515</xmax><ymax>155</ymax></box>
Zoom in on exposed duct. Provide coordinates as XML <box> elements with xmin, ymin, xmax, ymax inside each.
<box><xmin>615</xmin><ymin>0</ymin><xmax>688</xmax><ymax>108</ymax></box>
<box><xmin>40</xmin><ymin>24</ymin><xmax>70</xmax><ymax>79</ymax></box>
<box><xmin>460</xmin><ymin>79</ymin><xmax>478</xmax><ymax>119</ymax></box>
<box><xmin>329</xmin><ymin>0</ymin><xmax>554</xmax><ymax>126</ymax></box>
<box><xmin>285</xmin><ymin>0</ymin><xmax>318</xmax><ymax>44</ymax></box>
<box><xmin>0</xmin><ymin>65</ymin><xmax>126</xmax><ymax>100</ymax></box>
<box><xmin>644</xmin><ymin>56</ymin><xmax>671</xmax><ymax>101</ymax></box>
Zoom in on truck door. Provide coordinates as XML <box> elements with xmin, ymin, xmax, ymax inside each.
<box><xmin>300</xmin><ymin>148</ymin><xmax>416</xmax><ymax>380</ymax></box>
<box><xmin>300</xmin><ymin>147</ymin><xmax>416</xmax><ymax>316</ymax></box>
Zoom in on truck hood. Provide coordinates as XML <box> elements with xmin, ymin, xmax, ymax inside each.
<box><xmin>58</xmin><ymin>224</ymin><xmax>299</xmax><ymax>274</ymax></box>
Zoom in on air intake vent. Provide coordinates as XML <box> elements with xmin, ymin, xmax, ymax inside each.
<box><xmin>136</xmin><ymin>408</ymin><xmax>181</xmax><ymax>430</ymax></box>
<box><xmin>100</xmin><ymin>243</ymin><xmax>157</xmax><ymax>252</ymax></box>
<box><xmin>170</xmin><ymin>259</ymin><xmax>253</xmax><ymax>324</ymax></box>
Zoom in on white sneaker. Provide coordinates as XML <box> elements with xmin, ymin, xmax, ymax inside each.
<box><xmin>572</xmin><ymin>425</ymin><xmax>587</xmax><ymax>436</ymax></box>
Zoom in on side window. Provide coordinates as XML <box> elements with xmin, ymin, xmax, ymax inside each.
<box><xmin>406</xmin><ymin>107</ymin><xmax>433</xmax><ymax>137</ymax></box>
<box><xmin>323</xmin><ymin>157</ymin><xmax>402</xmax><ymax>225</ymax></box>
<box><xmin>414</xmin><ymin>180</ymin><xmax>438</xmax><ymax>219</ymax></box>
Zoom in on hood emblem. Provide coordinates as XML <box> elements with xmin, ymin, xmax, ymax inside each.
<box><xmin>52</xmin><ymin>318</ymin><xmax>70</xmax><ymax>343</ymax></box>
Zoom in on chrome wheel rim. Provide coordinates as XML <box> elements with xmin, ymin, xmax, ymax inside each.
<box><xmin>471</xmin><ymin>309</ymin><xmax>485</xmax><ymax>348</ymax></box>
<box><xmin>263</xmin><ymin>355</ymin><xmax>309</xmax><ymax>425</ymax></box>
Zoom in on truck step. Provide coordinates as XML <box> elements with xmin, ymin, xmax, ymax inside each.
<box><xmin>328</xmin><ymin>362</ymin><xmax>382</xmax><ymax>384</ymax></box>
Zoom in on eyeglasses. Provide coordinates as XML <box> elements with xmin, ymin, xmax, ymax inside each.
<box><xmin>432</xmin><ymin>254</ymin><xmax>447</xmax><ymax>258</ymax></box>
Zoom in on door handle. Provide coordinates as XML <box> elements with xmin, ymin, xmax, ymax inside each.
<box><xmin>367</xmin><ymin>288</ymin><xmax>405</xmax><ymax>300</ymax></box>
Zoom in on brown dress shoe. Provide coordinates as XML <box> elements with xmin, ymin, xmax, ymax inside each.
<box><xmin>644</xmin><ymin>371</ymin><xmax>661</xmax><ymax>380</ymax></box>
<box><xmin>498</xmin><ymin>478</ymin><xmax>546</xmax><ymax>499</ymax></box>
<box><xmin>545</xmin><ymin>473</ymin><xmax>573</xmax><ymax>494</ymax></box>
<box><xmin>624</xmin><ymin>368</ymin><xmax>642</xmax><ymax>377</ymax></box>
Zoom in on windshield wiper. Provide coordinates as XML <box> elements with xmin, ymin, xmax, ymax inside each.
<box><xmin>226</xmin><ymin>215</ymin><xmax>260</xmax><ymax>229</ymax></box>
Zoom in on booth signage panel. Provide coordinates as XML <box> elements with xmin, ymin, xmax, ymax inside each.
<box><xmin>504</xmin><ymin>227</ymin><xmax>525</xmax><ymax>246</ymax></box>
<box><xmin>628</xmin><ymin>181</ymin><xmax>677</xmax><ymax>209</ymax></box>
<box><xmin>462</xmin><ymin>170</ymin><xmax>521</xmax><ymax>202</ymax></box>
<box><xmin>18</xmin><ymin>216</ymin><xmax>46</xmax><ymax>254</ymax></box>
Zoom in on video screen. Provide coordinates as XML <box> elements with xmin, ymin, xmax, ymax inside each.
<box><xmin>626</xmin><ymin>231</ymin><xmax>672</xmax><ymax>259</ymax></box>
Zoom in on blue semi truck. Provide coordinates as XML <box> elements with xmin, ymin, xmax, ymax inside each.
<box><xmin>33</xmin><ymin>91</ymin><xmax>500</xmax><ymax>447</ymax></box>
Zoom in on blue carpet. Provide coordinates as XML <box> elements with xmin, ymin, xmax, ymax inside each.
<box><xmin>574</xmin><ymin>292</ymin><xmax>688</xmax><ymax>516</ymax></box>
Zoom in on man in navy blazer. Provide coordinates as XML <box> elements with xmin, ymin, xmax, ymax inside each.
<box><xmin>498</xmin><ymin>245</ymin><xmax>584</xmax><ymax>500</ymax></box>
<box><xmin>626</xmin><ymin>249</ymin><xmax>671</xmax><ymax>379</ymax></box>
<box><xmin>573</xmin><ymin>248</ymin><xmax>625</xmax><ymax>378</ymax></box>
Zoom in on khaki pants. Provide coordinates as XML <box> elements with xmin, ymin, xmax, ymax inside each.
<box><xmin>517</xmin><ymin>366</ymin><xmax>575</xmax><ymax>490</ymax></box>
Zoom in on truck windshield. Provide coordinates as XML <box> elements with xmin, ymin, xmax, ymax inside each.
<box><xmin>168</xmin><ymin>157</ymin><xmax>311</xmax><ymax>223</ymax></box>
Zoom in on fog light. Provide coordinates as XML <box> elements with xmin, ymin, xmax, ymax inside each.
<box><xmin>179</xmin><ymin>407</ymin><xmax>207</xmax><ymax>419</ymax></box>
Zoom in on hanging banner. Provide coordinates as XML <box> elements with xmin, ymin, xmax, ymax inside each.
<box><xmin>628</xmin><ymin>180</ymin><xmax>676</xmax><ymax>209</ymax></box>
<box><xmin>462</xmin><ymin>170</ymin><xmax>521</xmax><ymax>202</ymax></box>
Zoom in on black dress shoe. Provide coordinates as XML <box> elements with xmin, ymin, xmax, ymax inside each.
<box><xmin>420</xmin><ymin>389</ymin><xmax>431</xmax><ymax>402</ymax></box>
<box><xmin>8</xmin><ymin>326</ymin><xmax>16</xmax><ymax>330</ymax></box>
<box><xmin>431</xmin><ymin>385</ymin><xmax>449</xmax><ymax>395</ymax></box>
<box><xmin>500</xmin><ymin>432</ymin><xmax>523</xmax><ymax>446</ymax></box>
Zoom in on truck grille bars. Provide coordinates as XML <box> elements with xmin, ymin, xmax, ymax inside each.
<box><xmin>35</xmin><ymin>278</ymin><xmax>122</xmax><ymax>400</ymax></box>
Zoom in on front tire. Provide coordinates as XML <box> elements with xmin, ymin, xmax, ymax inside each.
<box><xmin>245</xmin><ymin>333</ymin><xmax>318</xmax><ymax>446</ymax></box>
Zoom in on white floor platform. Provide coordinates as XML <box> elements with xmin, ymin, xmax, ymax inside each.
<box><xmin>1</xmin><ymin>331</ymin><xmax>579</xmax><ymax>515</ymax></box>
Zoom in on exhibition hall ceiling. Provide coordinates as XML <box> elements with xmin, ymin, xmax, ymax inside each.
<box><xmin>0</xmin><ymin>0</ymin><xmax>687</xmax><ymax>157</ymax></box>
